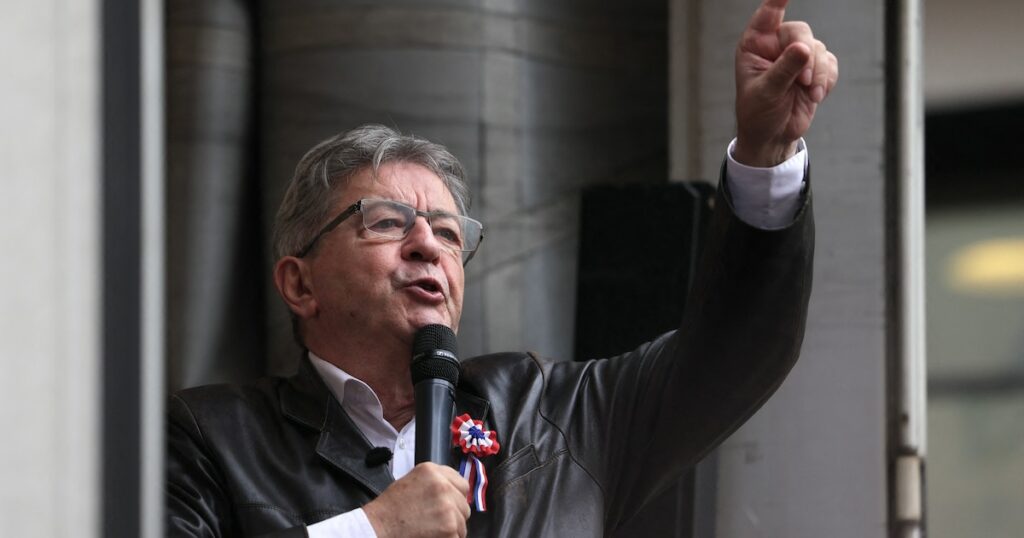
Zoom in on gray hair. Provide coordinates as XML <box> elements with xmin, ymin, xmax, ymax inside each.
<box><xmin>273</xmin><ymin>124</ymin><xmax>471</xmax><ymax>260</ymax></box>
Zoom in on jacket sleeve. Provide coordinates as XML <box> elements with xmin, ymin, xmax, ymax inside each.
<box><xmin>545</xmin><ymin>168</ymin><xmax>814</xmax><ymax>530</ymax></box>
<box><xmin>166</xmin><ymin>394</ymin><xmax>309</xmax><ymax>538</ymax></box>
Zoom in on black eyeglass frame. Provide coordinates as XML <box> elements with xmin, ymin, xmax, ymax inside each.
<box><xmin>295</xmin><ymin>198</ymin><xmax>484</xmax><ymax>264</ymax></box>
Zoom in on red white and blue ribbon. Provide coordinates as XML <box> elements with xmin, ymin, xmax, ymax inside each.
<box><xmin>451</xmin><ymin>413</ymin><xmax>499</xmax><ymax>512</ymax></box>
<box><xmin>458</xmin><ymin>453</ymin><xmax>489</xmax><ymax>511</ymax></box>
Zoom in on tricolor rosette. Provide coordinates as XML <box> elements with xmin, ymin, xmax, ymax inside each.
<box><xmin>450</xmin><ymin>413</ymin><xmax>500</xmax><ymax>512</ymax></box>
<box><xmin>450</xmin><ymin>413</ymin><xmax>500</xmax><ymax>457</ymax></box>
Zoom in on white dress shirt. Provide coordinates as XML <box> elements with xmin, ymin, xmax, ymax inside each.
<box><xmin>306</xmin><ymin>354</ymin><xmax>415</xmax><ymax>537</ymax></box>
<box><xmin>306</xmin><ymin>140</ymin><xmax>808</xmax><ymax>537</ymax></box>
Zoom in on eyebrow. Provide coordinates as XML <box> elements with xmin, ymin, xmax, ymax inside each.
<box><xmin>369</xmin><ymin>198</ymin><xmax>461</xmax><ymax>219</ymax></box>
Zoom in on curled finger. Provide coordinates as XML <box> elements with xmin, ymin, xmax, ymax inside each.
<box><xmin>825</xmin><ymin>51</ymin><xmax>839</xmax><ymax>95</ymax></box>
<box><xmin>810</xmin><ymin>42</ymin><xmax>838</xmax><ymax>103</ymax></box>
<box><xmin>440</xmin><ymin>466</ymin><xmax>471</xmax><ymax>497</ymax></box>
<box><xmin>779</xmin><ymin>21</ymin><xmax>815</xmax><ymax>85</ymax></box>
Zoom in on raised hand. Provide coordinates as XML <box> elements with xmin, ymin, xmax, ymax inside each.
<box><xmin>734</xmin><ymin>0</ymin><xmax>839</xmax><ymax>167</ymax></box>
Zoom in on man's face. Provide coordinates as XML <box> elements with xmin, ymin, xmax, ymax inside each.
<box><xmin>304</xmin><ymin>162</ymin><xmax>465</xmax><ymax>346</ymax></box>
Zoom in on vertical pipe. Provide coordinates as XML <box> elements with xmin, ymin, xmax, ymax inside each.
<box><xmin>140</xmin><ymin>0</ymin><xmax>165</xmax><ymax>535</ymax></box>
<box><xmin>888</xmin><ymin>0</ymin><xmax>926</xmax><ymax>536</ymax></box>
<box><xmin>669</xmin><ymin>0</ymin><xmax>703</xmax><ymax>182</ymax></box>
<box><xmin>102</xmin><ymin>0</ymin><xmax>142</xmax><ymax>535</ymax></box>
<box><xmin>897</xmin><ymin>0</ymin><xmax>927</xmax><ymax>461</ymax></box>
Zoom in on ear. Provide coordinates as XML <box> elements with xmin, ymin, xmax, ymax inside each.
<box><xmin>273</xmin><ymin>256</ymin><xmax>318</xmax><ymax>320</ymax></box>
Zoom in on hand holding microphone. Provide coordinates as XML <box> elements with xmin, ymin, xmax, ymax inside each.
<box><xmin>362</xmin><ymin>462</ymin><xmax>470</xmax><ymax>538</ymax></box>
<box><xmin>363</xmin><ymin>325</ymin><xmax>470</xmax><ymax>537</ymax></box>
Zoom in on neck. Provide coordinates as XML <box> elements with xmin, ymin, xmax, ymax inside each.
<box><xmin>308</xmin><ymin>332</ymin><xmax>416</xmax><ymax>431</ymax></box>
<box><xmin>349</xmin><ymin>359</ymin><xmax>416</xmax><ymax>431</ymax></box>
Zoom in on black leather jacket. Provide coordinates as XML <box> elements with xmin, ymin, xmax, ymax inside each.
<box><xmin>167</xmin><ymin>182</ymin><xmax>814</xmax><ymax>537</ymax></box>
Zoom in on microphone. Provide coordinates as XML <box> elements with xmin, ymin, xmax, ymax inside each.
<box><xmin>365</xmin><ymin>447</ymin><xmax>393</xmax><ymax>468</ymax></box>
<box><xmin>411</xmin><ymin>324</ymin><xmax>461</xmax><ymax>466</ymax></box>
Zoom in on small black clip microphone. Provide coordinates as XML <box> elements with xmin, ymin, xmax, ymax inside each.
<box><xmin>365</xmin><ymin>446</ymin><xmax>393</xmax><ymax>468</ymax></box>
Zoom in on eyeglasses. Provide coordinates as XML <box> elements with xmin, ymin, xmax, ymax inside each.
<box><xmin>296</xmin><ymin>198</ymin><xmax>485</xmax><ymax>264</ymax></box>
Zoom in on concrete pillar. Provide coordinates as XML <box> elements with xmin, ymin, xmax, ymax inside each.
<box><xmin>0</xmin><ymin>0</ymin><xmax>102</xmax><ymax>535</ymax></box>
<box><xmin>671</xmin><ymin>0</ymin><xmax>892</xmax><ymax>536</ymax></box>
<box><xmin>166</xmin><ymin>0</ymin><xmax>265</xmax><ymax>388</ymax></box>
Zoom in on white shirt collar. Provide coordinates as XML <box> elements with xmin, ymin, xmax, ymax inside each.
<box><xmin>308</xmin><ymin>352</ymin><xmax>388</xmax><ymax>423</ymax></box>
<box><xmin>307</xmin><ymin>352</ymin><xmax>417</xmax><ymax>480</ymax></box>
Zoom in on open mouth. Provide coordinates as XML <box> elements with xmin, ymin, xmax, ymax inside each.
<box><xmin>415</xmin><ymin>281</ymin><xmax>440</xmax><ymax>293</ymax></box>
<box><xmin>408</xmin><ymin>278</ymin><xmax>443</xmax><ymax>297</ymax></box>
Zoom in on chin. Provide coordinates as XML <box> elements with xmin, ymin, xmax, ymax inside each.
<box><xmin>403</xmin><ymin>304</ymin><xmax>461</xmax><ymax>334</ymax></box>
<box><xmin>406</xmin><ymin>314</ymin><xmax>451</xmax><ymax>332</ymax></box>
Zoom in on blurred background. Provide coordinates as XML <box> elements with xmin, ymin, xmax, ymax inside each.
<box><xmin>1</xmin><ymin>0</ymin><xmax>1020</xmax><ymax>536</ymax></box>
<box><xmin>923</xmin><ymin>0</ymin><xmax>1024</xmax><ymax>533</ymax></box>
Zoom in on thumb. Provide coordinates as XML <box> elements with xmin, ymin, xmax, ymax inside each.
<box><xmin>763</xmin><ymin>42</ymin><xmax>812</xmax><ymax>96</ymax></box>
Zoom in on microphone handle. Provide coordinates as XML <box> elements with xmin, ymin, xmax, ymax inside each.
<box><xmin>414</xmin><ymin>378</ymin><xmax>456</xmax><ymax>466</ymax></box>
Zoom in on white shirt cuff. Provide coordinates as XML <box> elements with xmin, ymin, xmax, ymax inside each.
<box><xmin>725</xmin><ymin>138</ymin><xmax>807</xmax><ymax>230</ymax></box>
<box><xmin>307</xmin><ymin>508</ymin><xmax>378</xmax><ymax>538</ymax></box>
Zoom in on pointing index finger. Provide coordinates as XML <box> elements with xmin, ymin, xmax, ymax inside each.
<box><xmin>748</xmin><ymin>0</ymin><xmax>790</xmax><ymax>34</ymax></box>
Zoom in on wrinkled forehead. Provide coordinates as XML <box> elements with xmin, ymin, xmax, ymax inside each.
<box><xmin>333</xmin><ymin>161</ymin><xmax>459</xmax><ymax>214</ymax></box>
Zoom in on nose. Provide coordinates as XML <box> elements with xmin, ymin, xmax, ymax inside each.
<box><xmin>400</xmin><ymin>216</ymin><xmax>443</xmax><ymax>262</ymax></box>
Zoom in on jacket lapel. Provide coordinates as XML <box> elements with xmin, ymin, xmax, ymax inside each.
<box><xmin>315</xmin><ymin>405</ymin><xmax>395</xmax><ymax>496</ymax></box>
<box><xmin>454</xmin><ymin>388</ymin><xmax>491</xmax><ymax>426</ymax></box>
<box><xmin>451</xmin><ymin>388</ymin><xmax>494</xmax><ymax>464</ymax></box>
<box><xmin>280</xmin><ymin>356</ymin><xmax>496</xmax><ymax>493</ymax></box>
<box><xmin>280</xmin><ymin>357</ymin><xmax>394</xmax><ymax>496</ymax></box>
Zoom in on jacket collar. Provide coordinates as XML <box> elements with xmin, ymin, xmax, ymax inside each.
<box><xmin>280</xmin><ymin>354</ymin><xmax>491</xmax><ymax>495</ymax></box>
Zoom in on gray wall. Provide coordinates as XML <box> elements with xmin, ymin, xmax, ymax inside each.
<box><xmin>670</xmin><ymin>1</ymin><xmax>891</xmax><ymax>536</ymax></box>
<box><xmin>0</xmin><ymin>0</ymin><xmax>102</xmax><ymax>535</ymax></box>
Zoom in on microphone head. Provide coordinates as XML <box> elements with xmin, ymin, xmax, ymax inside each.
<box><xmin>411</xmin><ymin>324</ymin><xmax>460</xmax><ymax>386</ymax></box>
<box><xmin>412</xmin><ymin>324</ymin><xmax>458</xmax><ymax>358</ymax></box>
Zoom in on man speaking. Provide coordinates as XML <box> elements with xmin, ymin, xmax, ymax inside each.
<box><xmin>167</xmin><ymin>0</ymin><xmax>838</xmax><ymax>535</ymax></box>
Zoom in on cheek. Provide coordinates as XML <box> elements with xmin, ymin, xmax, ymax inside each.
<box><xmin>320</xmin><ymin>258</ymin><xmax>389</xmax><ymax>308</ymax></box>
<box><xmin>447</xmin><ymin>261</ymin><xmax>465</xmax><ymax>296</ymax></box>
<box><xmin>448</xmin><ymin>271</ymin><xmax>465</xmax><ymax>313</ymax></box>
